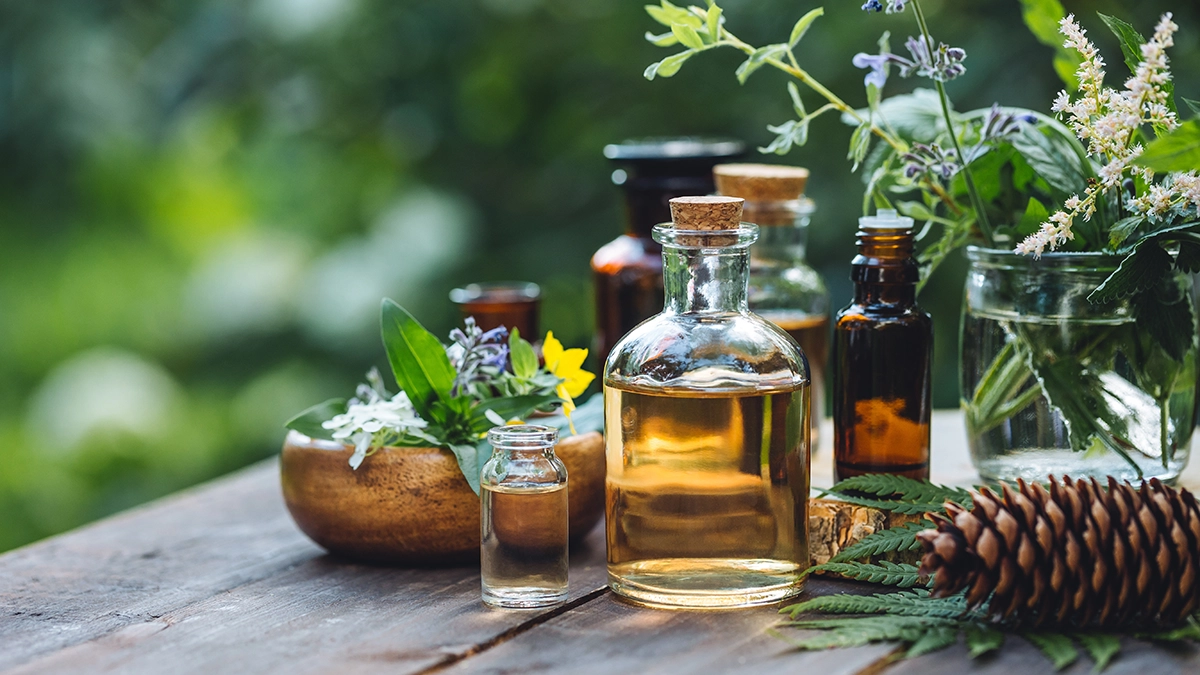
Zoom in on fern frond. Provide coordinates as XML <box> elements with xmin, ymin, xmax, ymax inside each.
<box><xmin>1137</xmin><ymin>616</ymin><xmax>1200</xmax><ymax>641</ymax></box>
<box><xmin>805</xmin><ymin>560</ymin><xmax>924</xmax><ymax>587</ymax></box>
<box><xmin>818</xmin><ymin>493</ymin><xmax>947</xmax><ymax>515</ymax></box>
<box><xmin>781</xmin><ymin>615</ymin><xmax>956</xmax><ymax>650</ymax></box>
<box><xmin>1023</xmin><ymin>632</ymin><xmax>1078</xmax><ymax>670</ymax></box>
<box><xmin>964</xmin><ymin>624</ymin><xmax>1004</xmax><ymax>658</ymax></box>
<box><xmin>1074</xmin><ymin>633</ymin><xmax>1120</xmax><ymax>671</ymax></box>
<box><xmin>783</xmin><ymin>589</ymin><xmax>976</xmax><ymax>620</ymax></box>
<box><xmin>905</xmin><ymin>624</ymin><xmax>959</xmax><ymax>657</ymax></box>
<box><xmin>826</xmin><ymin>474</ymin><xmax>973</xmax><ymax>508</ymax></box>
<box><xmin>828</xmin><ymin>521</ymin><xmax>932</xmax><ymax>563</ymax></box>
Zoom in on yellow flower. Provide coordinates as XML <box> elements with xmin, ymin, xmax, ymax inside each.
<box><xmin>542</xmin><ymin>331</ymin><xmax>595</xmax><ymax>434</ymax></box>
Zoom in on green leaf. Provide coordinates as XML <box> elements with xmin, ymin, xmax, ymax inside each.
<box><xmin>787</xmin><ymin>81</ymin><xmax>806</xmax><ymax>118</ymax></box>
<box><xmin>470</xmin><ymin>393</ymin><xmax>559</xmax><ymax>433</ymax></box>
<box><xmin>1138</xmin><ymin>616</ymin><xmax>1200</xmax><ymax>641</ymax></box>
<box><xmin>671</xmin><ymin>23</ymin><xmax>705</xmax><ymax>50</ymax></box>
<box><xmin>735</xmin><ymin>43</ymin><xmax>786</xmax><ymax>84</ymax></box>
<box><xmin>1183</xmin><ymin>98</ymin><xmax>1200</xmax><ymax>118</ymax></box>
<box><xmin>509</xmin><ymin>329</ymin><xmax>539</xmax><ymax>379</ymax></box>
<box><xmin>805</xmin><ymin>560</ymin><xmax>924</xmax><ymax>587</ymax></box>
<box><xmin>447</xmin><ymin>441</ymin><xmax>488</xmax><ymax>495</ymax></box>
<box><xmin>1074</xmin><ymin>633</ymin><xmax>1120</xmax><ymax>671</ymax></box>
<box><xmin>849</xmin><ymin>89</ymin><xmax>944</xmax><ymax>143</ymax></box>
<box><xmin>380</xmin><ymin>299</ymin><xmax>456</xmax><ymax>418</ymax></box>
<box><xmin>819</xmin><ymin>493</ymin><xmax>948</xmax><ymax>516</ymax></box>
<box><xmin>284</xmin><ymin>398</ymin><xmax>347</xmax><ymax>442</ymax></box>
<box><xmin>827</xmin><ymin>521</ymin><xmax>932</xmax><ymax>563</ymax></box>
<box><xmin>1177</xmin><ymin>240</ymin><xmax>1200</xmax><ymax>273</ymax></box>
<box><xmin>965</xmin><ymin>624</ymin><xmax>1005</xmax><ymax>658</ymax></box>
<box><xmin>826</xmin><ymin>473</ymin><xmax>974</xmax><ymax>507</ymax></box>
<box><xmin>1137</xmin><ymin>120</ymin><xmax>1200</xmax><ymax>172</ymax></box>
<box><xmin>644</xmin><ymin>30</ymin><xmax>679</xmax><ymax>47</ymax></box>
<box><xmin>906</xmin><ymin>624</ymin><xmax>959</xmax><ymax>658</ymax></box>
<box><xmin>848</xmin><ymin>122</ymin><xmax>871</xmax><ymax>171</ymax></box>
<box><xmin>1108</xmin><ymin>216</ymin><xmax>1145</xmax><ymax>249</ymax></box>
<box><xmin>644</xmin><ymin>50</ymin><xmax>694</xmax><ymax>80</ymax></box>
<box><xmin>1133</xmin><ymin>277</ymin><xmax>1196</xmax><ymax>362</ymax></box>
<box><xmin>1023</xmin><ymin>632</ymin><xmax>1079</xmax><ymax>670</ymax></box>
<box><xmin>1088</xmin><ymin>242</ymin><xmax>1172</xmax><ymax>303</ymax></box>
<box><xmin>1017</xmin><ymin>197</ymin><xmax>1050</xmax><ymax>236</ymax></box>
<box><xmin>1019</xmin><ymin>0</ymin><xmax>1080</xmax><ymax>89</ymax></box>
<box><xmin>1011</xmin><ymin>125</ymin><xmax>1089</xmax><ymax>195</ymax></box>
<box><xmin>645</xmin><ymin>1</ymin><xmax>701</xmax><ymax>28</ymax></box>
<box><xmin>788</xmin><ymin>7</ymin><xmax>823</xmax><ymax>48</ymax></box>
<box><xmin>760</xmin><ymin>119</ymin><xmax>808</xmax><ymax>155</ymax></box>
<box><xmin>705</xmin><ymin>4</ymin><xmax>722</xmax><ymax>41</ymax></box>
<box><xmin>1098</xmin><ymin>14</ymin><xmax>1145</xmax><ymax>79</ymax></box>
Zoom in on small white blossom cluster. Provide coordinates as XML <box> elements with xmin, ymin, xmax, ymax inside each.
<box><xmin>321</xmin><ymin>369</ymin><xmax>429</xmax><ymax>469</ymax></box>
<box><xmin>1018</xmin><ymin>14</ymin><xmax>1182</xmax><ymax>256</ymax></box>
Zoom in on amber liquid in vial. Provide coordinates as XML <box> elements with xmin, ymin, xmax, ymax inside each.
<box><xmin>481</xmin><ymin>483</ymin><xmax>569</xmax><ymax>608</ymax></box>
<box><xmin>604</xmin><ymin>382</ymin><xmax>810</xmax><ymax>608</ymax></box>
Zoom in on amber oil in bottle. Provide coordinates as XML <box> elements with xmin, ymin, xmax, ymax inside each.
<box><xmin>833</xmin><ymin>210</ymin><xmax>931</xmax><ymax>481</ymax></box>
<box><xmin>480</xmin><ymin>425</ymin><xmax>568</xmax><ymax>608</ymax></box>
<box><xmin>604</xmin><ymin>196</ymin><xmax>811</xmax><ymax>609</ymax></box>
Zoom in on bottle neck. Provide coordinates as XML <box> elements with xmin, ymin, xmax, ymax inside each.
<box><xmin>663</xmin><ymin>245</ymin><xmax>750</xmax><ymax>314</ymax></box>
<box><xmin>851</xmin><ymin>227</ymin><xmax>918</xmax><ymax>307</ymax></box>
<box><xmin>751</xmin><ymin>223</ymin><xmax>809</xmax><ymax>264</ymax></box>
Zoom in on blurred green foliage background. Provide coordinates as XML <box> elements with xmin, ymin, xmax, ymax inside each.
<box><xmin>0</xmin><ymin>0</ymin><xmax>1196</xmax><ymax>552</ymax></box>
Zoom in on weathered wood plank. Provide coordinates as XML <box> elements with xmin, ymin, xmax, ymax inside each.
<box><xmin>430</xmin><ymin>577</ymin><xmax>896</xmax><ymax>675</ymax></box>
<box><xmin>4</xmin><ymin>535</ymin><xmax>609</xmax><ymax>675</ymax></box>
<box><xmin>0</xmin><ymin>461</ymin><xmax>321</xmax><ymax>672</ymax></box>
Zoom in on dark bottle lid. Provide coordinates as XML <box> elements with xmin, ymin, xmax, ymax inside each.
<box><xmin>605</xmin><ymin>137</ymin><xmax>745</xmax><ymax>237</ymax></box>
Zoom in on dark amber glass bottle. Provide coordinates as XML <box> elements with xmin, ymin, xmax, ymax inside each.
<box><xmin>833</xmin><ymin>210</ymin><xmax>931</xmax><ymax>481</ymax></box>
<box><xmin>592</xmin><ymin>138</ymin><xmax>743</xmax><ymax>367</ymax></box>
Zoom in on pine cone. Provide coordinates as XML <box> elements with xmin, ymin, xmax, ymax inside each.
<box><xmin>917</xmin><ymin>476</ymin><xmax>1200</xmax><ymax>627</ymax></box>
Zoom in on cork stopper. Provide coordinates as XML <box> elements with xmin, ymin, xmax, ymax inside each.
<box><xmin>668</xmin><ymin>196</ymin><xmax>744</xmax><ymax>246</ymax></box>
<box><xmin>713</xmin><ymin>163</ymin><xmax>809</xmax><ymax>202</ymax></box>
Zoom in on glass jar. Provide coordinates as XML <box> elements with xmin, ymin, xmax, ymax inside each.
<box><xmin>715</xmin><ymin>164</ymin><xmax>830</xmax><ymax>451</ymax></box>
<box><xmin>961</xmin><ymin>247</ymin><xmax>1198</xmax><ymax>483</ymax></box>
<box><xmin>603</xmin><ymin>196</ymin><xmax>811</xmax><ymax>609</ymax></box>
<box><xmin>592</xmin><ymin>138</ymin><xmax>744</xmax><ymax>368</ymax></box>
<box><xmin>480</xmin><ymin>425</ymin><xmax>569</xmax><ymax>608</ymax></box>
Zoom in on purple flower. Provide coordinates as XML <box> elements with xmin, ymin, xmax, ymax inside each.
<box><xmin>903</xmin><ymin>35</ymin><xmax>967</xmax><ymax>82</ymax></box>
<box><xmin>447</xmin><ymin>317</ymin><xmax>509</xmax><ymax>396</ymax></box>
<box><xmin>861</xmin><ymin>0</ymin><xmax>884</xmax><ymax>12</ymax></box>
<box><xmin>861</xmin><ymin>0</ymin><xmax>907</xmax><ymax>12</ymax></box>
<box><xmin>852</xmin><ymin>52</ymin><xmax>893</xmax><ymax>89</ymax></box>
<box><xmin>902</xmin><ymin>143</ymin><xmax>960</xmax><ymax>181</ymax></box>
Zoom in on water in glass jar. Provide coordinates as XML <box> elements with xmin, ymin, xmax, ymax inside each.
<box><xmin>604</xmin><ymin>383</ymin><xmax>810</xmax><ymax>608</ymax></box>
<box><xmin>480</xmin><ymin>483</ymin><xmax>568</xmax><ymax>608</ymax></box>
<box><xmin>962</xmin><ymin>308</ymin><xmax>1196</xmax><ymax>483</ymax></box>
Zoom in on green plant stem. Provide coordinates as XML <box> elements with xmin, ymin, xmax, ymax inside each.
<box><xmin>721</xmin><ymin>31</ymin><xmax>908</xmax><ymax>155</ymax></box>
<box><xmin>910</xmin><ymin>0</ymin><xmax>994</xmax><ymax>246</ymax></box>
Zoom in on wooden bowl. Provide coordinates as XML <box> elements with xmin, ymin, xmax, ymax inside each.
<box><xmin>279</xmin><ymin>430</ymin><xmax>605</xmax><ymax>565</ymax></box>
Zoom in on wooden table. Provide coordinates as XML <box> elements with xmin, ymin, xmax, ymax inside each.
<box><xmin>3</xmin><ymin>411</ymin><xmax>1198</xmax><ymax>674</ymax></box>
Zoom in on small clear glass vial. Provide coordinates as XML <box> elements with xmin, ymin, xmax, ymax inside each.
<box><xmin>480</xmin><ymin>425</ymin><xmax>569</xmax><ymax>609</ymax></box>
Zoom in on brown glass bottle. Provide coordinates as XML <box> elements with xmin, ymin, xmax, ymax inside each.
<box><xmin>592</xmin><ymin>138</ymin><xmax>743</xmax><ymax>367</ymax></box>
<box><xmin>833</xmin><ymin>210</ymin><xmax>931</xmax><ymax>481</ymax></box>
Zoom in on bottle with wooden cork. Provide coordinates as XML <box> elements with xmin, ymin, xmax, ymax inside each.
<box><xmin>592</xmin><ymin>138</ymin><xmax>743</xmax><ymax>369</ymax></box>
<box><xmin>603</xmin><ymin>195</ymin><xmax>811</xmax><ymax>609</ymax></box>
<box><xmin>832</xmin><ymin>209</ymin><xmax>932</xmax><ymax>481</ymax></box>
<box><xmin>714</xmin><ymin>163</ymin><xmax>829</xmax><ymax>452</ymax></box>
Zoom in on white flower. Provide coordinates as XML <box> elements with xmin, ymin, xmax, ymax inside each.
<box><xmin>321</xmin><ymin>370</ymin><xmax>428</xmax><ymax>470</ymax></box>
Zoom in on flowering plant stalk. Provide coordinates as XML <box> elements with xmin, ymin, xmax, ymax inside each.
<box><xmin>642</xmin><ymin>1</ymin><xmax>1199</xmax><ymax>473</ymax></box>
<box><xmin>285</xmin><ymin>299</ymin><xmax>597</xmax><ymax>494</ymax></box>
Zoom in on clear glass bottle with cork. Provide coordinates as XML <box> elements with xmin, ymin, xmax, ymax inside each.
<box><xmin>480</xmin><ymin>425</ymin><xmax>569</xmax><ymax>609</ymax></box>
<box><xmin>592</xmin><ymin>138</ymin><xmax>744</xmax><ymax>368</ymax></box>
<box><xmin>832</xmin><ymin>209</ymin><xmax>932</xmax><ymax>481</ymax></box>
<box><xmin>714</xmin><ymin>163</ymin><xmax>829</xmax><ymax>451</ymax></box>
<box><xmin>604</xmin><ymin>195</ymin><xmax>811</xmax><ymax>609</ymax></box>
